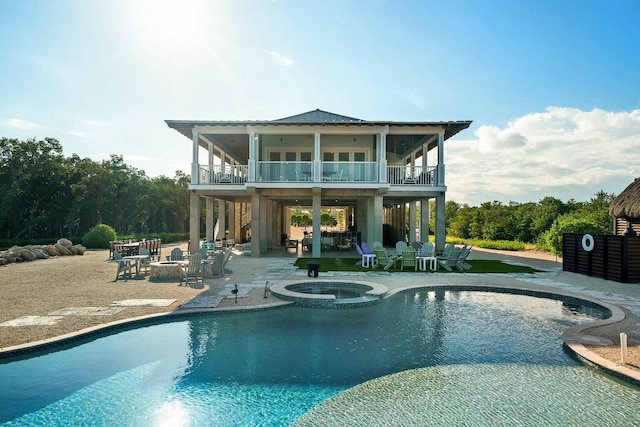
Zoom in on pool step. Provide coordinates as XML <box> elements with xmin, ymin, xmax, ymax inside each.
<box><xmin>334</xmin><ymin>295</ymin><xmax>380</xmax><ymax>304</ymax></box>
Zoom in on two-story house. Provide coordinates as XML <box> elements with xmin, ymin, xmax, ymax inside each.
<box><xmin>166</xmin><ymin>109</ymin><xmax>471</xmax><ymax>257</ymax></box>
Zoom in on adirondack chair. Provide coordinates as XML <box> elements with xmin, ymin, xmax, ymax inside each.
<box><xmin>138</xmin><ymin>248</ymin><xmax>152</xmax><ymax>274</ymax></box>
<box><xmin>374</xmin><ymin>247</ymin><xmax>398</xmax><ymax>270</ymax></box>
<box><xmin>222</xmin><ymin>247</ymin><xmax>232</xmax><ymax>273</ymax></box>
<box><xmin>437</xmin><ymin>248</ymin><xmax>461</xmax><ymax>272</ymax></box>
<box><xmin>456</xmin><ymin>246</ymin><xmax>472</xmax><ymax>271</ymax></box>
<box><xmin>355</xmin><ymin>243</ymin><xmax>377</xmax><ymax>267</ymax></box>
<box><xmin>204</xmin><ymin>252</ymin><xmax>225</xmax><ymax>278</ymax></box>
<box><xmin>395</xmin><ymin>241</ymin><xmax>408</xmax><ymax>257</ymax></box>
<box><xmin>167</xmin><ymin>247</ymin><xmax>183</xmax><ymax>261</ymax></box>
<box><xmin>112</xmin><ymin>251</ymin><xmax>135</xmax><ymax>281</ymax></box>
<box><xmin>401</xmin><ymin>247</ymin><xmax>418</xmax><ymax>271</ymax></box>
<box><xmin>180</xmin><ymin>253</ymin><xmax>203</xmax><ymax>286</ymax></box>
<box><xmin>419</xmin><ymin>241</ymin><xmax>435</xmax><ymax>257</ymax></box>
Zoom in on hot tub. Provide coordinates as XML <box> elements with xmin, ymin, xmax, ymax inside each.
<box><xmin>269</xmin><ymin>281</ymin><xmax>388</xmax><ymax>309</ymax></box>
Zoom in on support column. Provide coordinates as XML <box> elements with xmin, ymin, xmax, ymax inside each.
<box><xmin>248</xmin><ymin>131</ymin><xmax>257</xmax><ymax>182</ymax></box>
<box><xmin>206</xmin><ymin>197</ymin><xmax>214</xmax><ymax>241</ymax></box>
<box><xmin>373</xmin><ymin>194</ymin><xmax>384</xmax><ymax>245</ymax></box>
<box><xmin>217</xmin><ymin>200</ymin><xmax>226</xmax><ymax>241</ymax></box>
<box><xmin>409</xmin><ymin>201</ymin><xmax>417</xmax><ymax>243</ymax></box>
<box><xmin>228</xmin><ymin>202</ymin><xmax>236</xmax><ymax>241</ymax></box>
<box><xmin>192</xmin><ymin>131</ymin><xmax>200</xmax><ymax>184</ymax></box>
<box><xmin>250</xmin><ymin>193</ymin><xmax>261</xmax><ymax>257</ymax></box>
<box><xmin>313</xmin><ymin>133</ymin><xmax>321</xmax><ymax>182</ymax></box>
<box><xmin>189</xmin><ymin>192</ymin><xmax>200</xmax><ymax>255</ymax></box>
<box><xmin>435</xmin><ymin>192</ymin><xmax>446</xmax><ymax>253</ymax></box>
<box><xmin>420</xmin><ymin>198</ymin><xmax>430</xmax><ymax>243</ymax></box>
<box><xmin>312</xmin><ymin>188</ymin><xmax>321</xmax><ymax>257</ymax></box>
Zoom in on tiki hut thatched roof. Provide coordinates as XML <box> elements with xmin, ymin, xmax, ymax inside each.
<box><xmin>609</xmin><ymin>177</ymin><xmax>640</xmax><ymax>218</ymax></box>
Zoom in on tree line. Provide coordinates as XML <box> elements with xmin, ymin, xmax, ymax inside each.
<box><xmin>2</xmin><ymin>137</ymin><xmax>615</xmax><ymax>253</ymax></box>
<box><xmin>0</xmin><ymin>137</ymin><xmax>190</xmax><ymax>245</ymax></box>
<box><xmin>438</xmin><ymin>191</ymin><xmax>614</xmax><ymax>253</ymax></box>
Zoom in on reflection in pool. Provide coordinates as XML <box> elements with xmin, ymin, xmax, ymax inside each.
<box><xmin>0</xmin><ymin>290</ymin><xmax>638</xmax><ymax>426</ymax></box>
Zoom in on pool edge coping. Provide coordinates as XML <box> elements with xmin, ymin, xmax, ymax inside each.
<box><xmin>2</xmin><ymin>282</ymin><xmax>639</xmax><ymax>387</ymax></box>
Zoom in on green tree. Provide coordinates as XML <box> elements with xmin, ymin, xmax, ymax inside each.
<box><xmin>543</xmin><ymin>215</ymin><xmax>602</xmax><ymax>255</ymax></box>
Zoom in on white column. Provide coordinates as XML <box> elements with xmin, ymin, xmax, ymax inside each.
<box><xmin>189</xmin><ymin>192</ymin><xmax>200</xmax><ymax>254</ymax></box>
<box><xmin>420</xmin><ymin>198</ymin><xmax>430</xmax><ymax>242</ymax></box>
<box><xmin>251</xmin><ymin>193</ymin><xmax>261</xmax><ymax>257</ymax></box>
<box><xmin>409</xmin><ymin>201</ymin><xmax>417</xmax><ymax>242</ymax></box>
<box><xmin>373</xmin><ymin>194</ymin><xmax>384</xmax><ymax>244</ymax></box>
<box><xmin>206</xmin><ymin>197</ymin><xmax>214</xmax><ymax>241</ymax></box>
<box><xmin>312</xmin><ymin>189</ymin><xmax>321</xmax><ymax>257</ymax></box>
<box><xmin>217</xmin><ymin>200</ymin><xmax>226</xmax><ymax>241</ymax></box>
<box><xmin>228</xmin><ymin>202</ymin><xmax>236</xmax><ymax>240</ymax></box>
<box><xmin>248</xmin><ymin>131</ymin><xmax>257</xmax><ymax>182</ymax></box>
<box><xmin>192</xmin><ymin>131</ymin><xmax>200</xmax><ymax>184</ymax></box>
<box><xmin>313</xmin><ymin>133</ymin><xmax>321</xmax><ymax>182</ymax></box>
<box><xmin>437</xmin><ymin>131</ymin><xmax>445</xmax><ymax>186</ymax></box>
<box><xmin>435</xmin><ymin>192</ymin><xmax>446</xmax><ymax>253</ymax></box>
<box><xmin>379</xmin><ymin>132</ymin><xmax>387</xmax><ymax>182</ymax></box>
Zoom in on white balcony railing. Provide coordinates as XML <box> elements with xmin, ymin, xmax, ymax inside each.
<box><xmin>387</xmin><ymin>165</ymin><xmax>437</xmax><ymax>185</ymax></box>
<box><xmin>196</xmin><ymin>162</ymin><xmax>438</xmax><ymax>186</ymax></box>
<box><xmin>199</xmin><ymin>164</ymin><xmax>248</xmax><ymax>184</ymax></box>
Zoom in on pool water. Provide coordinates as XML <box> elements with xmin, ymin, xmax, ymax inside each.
<box><xmin>1</xmin><ymin>290</ymin><xmax>638</xmax><ymax>426</ymax></box>
<box><xmin>293</xmin><ymin>285</ymin><xmax>365</xmax><ymax>298</ymax></box>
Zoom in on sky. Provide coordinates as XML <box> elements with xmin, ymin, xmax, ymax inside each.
<box><xmin>1</xmin><ymin>0</ymin><xmax>639</xmax><ymax>206</ymax></box>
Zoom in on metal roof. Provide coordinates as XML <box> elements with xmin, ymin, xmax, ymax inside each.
<box><xmin>165</xmin><ymin>108</ymin><xmax>472</xmax><ymax>141</ymax></box>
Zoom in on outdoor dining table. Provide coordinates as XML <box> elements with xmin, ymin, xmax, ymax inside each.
<box><xmin>122</xmin><ymin>254</ymin><xmax>150</xmax><ymax>276</ymax></box>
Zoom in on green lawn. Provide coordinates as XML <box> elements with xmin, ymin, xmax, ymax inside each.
<box><xmin>294</xmin><ymin>258</ymin><xmax>539</xmax><ymax>274</ymax></box>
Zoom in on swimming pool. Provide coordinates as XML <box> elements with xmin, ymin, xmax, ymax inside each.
<box><xmin>1</xmin><ymin>290</ymin><xmax>639</xmax><ymax>426</ymax></box>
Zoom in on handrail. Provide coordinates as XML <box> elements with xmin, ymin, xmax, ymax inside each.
<box><xmin>195</xmin><ymin>162</ymin><xmax>437</xmax><ymax>186</ymax></box>
<box><xmin>387</xmin><ymin>165</ymin><xmax>437</xmax><ymax>185</ymax></box>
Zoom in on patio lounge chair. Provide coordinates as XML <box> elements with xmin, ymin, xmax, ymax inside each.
<box><xmin>419</xmin><ymin>241</ymin><xmax>435</xmax><ymax>257</ymax></box>
<box><xmin>222</xmin><ymin>247</ymin><xmax>232</xmax><ymax>273</ymax></box>
<box><xmin>401</xmin><ymin>247</ymin><xmax>418</xmax><ymax>271</ymax></box>
<box><xmin>180</xmin><ymin>253</ymin><xmax>203</xmax><ymax>286</ymax></box>
<box><xmin>112</xmin><ymin>251</ymin><xmax>135</xmax><ymax>281</ymax></box>
<box><xmin>138</xmin><ymin>248</ymin><xmax>152</xmax><ymax>275</ymax></box>
<box><xmin>437</xmin><ymin>248</ymin><xmax>461</xmax><ymax>272</ymax></box>
<box><xmin>167</xmin><ymin>247</ymin><xmax>184</xmax><ymax>261</ymax></box>
<box><xmin>374</xmin><ymin>247</ymin><xmax>398</xmax><ymax>270</ymax></box>
<box><xmin>456</xmin><ymin>245</ymin><xmax>472</xmax><ymax>271</ymax></box>
<box><xmin>355</xmin><ymin>242</ymin><xmax>377</xmax><ymax>267</ymax></box>
<box><xmin>204</xmin><ymin>252</ymin><xmax>225</xmax><ymax>278</ymax></box>
<box><xmin>395</xmin><ymin>241</ymin><xmax>408</xmax><ymax>257</ymax></box>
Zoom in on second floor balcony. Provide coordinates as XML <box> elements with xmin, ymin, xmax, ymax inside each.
<box><xmin>196</xmin><ymin>162</ymin><xmax>441</xmax><ymax>187</ymax></box>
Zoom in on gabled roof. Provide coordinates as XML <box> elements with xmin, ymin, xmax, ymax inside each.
<box><xmin>275</xmin><ymin>109</ymin><xmax>363</xmax><ymax>123</ymax></box>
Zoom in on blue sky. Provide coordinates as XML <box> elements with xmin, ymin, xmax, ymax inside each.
<box><xmin>1</xmin><ymin>0</ymin><xmax>639</xmax><ymax>206</ymax></box>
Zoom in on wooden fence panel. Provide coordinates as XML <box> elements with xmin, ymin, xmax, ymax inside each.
<box><xmin>562</xmin><ymin>233</ymin><xmax>640</xmax><ymax>283</ymax></box>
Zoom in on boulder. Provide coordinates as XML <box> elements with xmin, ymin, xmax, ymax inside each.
<box><xmin>1</xmin><ymin>253</ymin><xmax>16</xmax><ymax>263</ymax></box>
<box><xmin>19</xmin><ymin>248</ymin><xmax>37</xmax><ymax>261</ymax></box>
<box><xmin>43</xmin><ymin>245</ymin><xmax>58</xmax><ymax>256</ymax></box>
<box><xmin>54</xmin><ymin>244</ymin><xmax>72</xmax><ymax>256</ymax></box>
<box><xmin>0</xmin><ymin>258</ymin><xmax>7</xmax><ymax>266</ymax></box>
<box><xmin>73</xmin><ymin>244</ymin><xmax>86</xmax><ymax>255</ymax></box>
<box><xmin>33</xmin><ymin>248</ymin><xmax>50</xmax><ymax>259</ymax></box>
<box><xmin>57</xmin><ymin>238</ymin><xmax>73</xmax><ymax>248</ymax></box>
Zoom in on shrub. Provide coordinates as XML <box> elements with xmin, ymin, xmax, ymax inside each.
<box><xmin>543</xmin><ymin>216</ymin><xmax>601</xmax><ymax>256</ymax></box>
<box><xmin>82</xmin><ymin>224</ymin><xmax>117</xmax><ymax>249</ymax></box>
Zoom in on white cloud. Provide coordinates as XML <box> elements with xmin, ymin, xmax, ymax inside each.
<box><xmin>5</xmin><ymin>118</ymin><xmax>40</xmax><ymax>130</ymax></box>
<box><xmin>446</xmin><ymin>107</ymin><xmax>640</xmax><ymax>205</ymax></box>
<box><xmin>267</xmin><ymin>50</ymin><xmax>294</xmax><ymax>66</ymax></box>
<box><xmin>404</xmin><ymin>93</ymin><xmax>426</xmax><ymax>110</ymax></box>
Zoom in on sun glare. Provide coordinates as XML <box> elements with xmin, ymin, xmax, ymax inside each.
<box><xmin>123</xmin><ymin>0</ymin><xmax>227</xmax><ymax>57</ymax></box>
